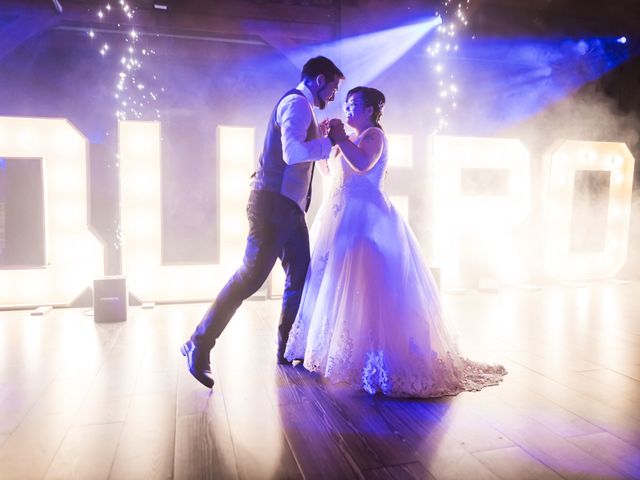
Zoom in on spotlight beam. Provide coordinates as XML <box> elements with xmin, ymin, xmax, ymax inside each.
<box><xmin>52</xmin><ymin>0</ymin><xmax>63</xmax><ymax>14</ymax></box>
<box><xmin>453</xmin><ymin>37</ymin><xmax>632</xmax><ymax>133</ymax></box>
<box><xmin>285</xmin><ymin>16</ymin><xmax>441</xmax><ymax>96</ymax></box>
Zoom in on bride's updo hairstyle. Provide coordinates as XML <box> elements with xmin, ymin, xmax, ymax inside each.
<box><xmin>347</xmin><ymin>86</ymin><xmax>385</xmax><ymax>129</ymax></box>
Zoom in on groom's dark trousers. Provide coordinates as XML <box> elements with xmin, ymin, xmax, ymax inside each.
<box><xmin>190</xmin><ymin>189</ymin><xmax>310</xmax><ymax>354</ymax></box>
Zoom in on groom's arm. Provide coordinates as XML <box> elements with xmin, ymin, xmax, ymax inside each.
<box><xmin>278</xmin><ymin>94</ymin><xmax>333</xmax><ymax>165</ymax></box>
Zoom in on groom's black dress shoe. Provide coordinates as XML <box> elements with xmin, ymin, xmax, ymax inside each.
<box><xmin>277</xmin><ymin>354</ymin><xmax>293</xmax><ymax>365</ymax></box>
<box><xmin>180</xmin><ymin>340</ymin><xmax>214</xmax><ymax>388</ymax></box>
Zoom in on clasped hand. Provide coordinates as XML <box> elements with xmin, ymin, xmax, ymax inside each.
<box><xmin>321</xmin><ymin>118</ymin><xmax>348</xmax><ymax>146</ymax></box>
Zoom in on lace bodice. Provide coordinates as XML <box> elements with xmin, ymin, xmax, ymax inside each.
<box><xmin>328</xmin><ymin>127</ymin><xmax>388</xmax><ymax>193</ymax></box>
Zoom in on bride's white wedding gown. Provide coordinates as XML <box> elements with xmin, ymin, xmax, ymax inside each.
<box><xmin>285</xmin><ymin>127</ymin><xmax>507</xmax><ymax>397</ymax></box>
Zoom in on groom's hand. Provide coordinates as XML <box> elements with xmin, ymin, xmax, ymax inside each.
<box><xmin>328</xmin><ymin>119</ymin><xmax>348</xmax><ymax>146</ymax></box>
<box><xmin>319</xmin><ymin>118</ymin><xmax>330</xmax><ymax>137</ymax></box>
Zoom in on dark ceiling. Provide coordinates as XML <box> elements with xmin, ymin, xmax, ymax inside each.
<box><xmin>4</xmin><ymin>0</ymin><xmax>640</xmax><ymax>37</ymax></box>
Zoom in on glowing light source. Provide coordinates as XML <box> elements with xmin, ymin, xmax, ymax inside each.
<box><xmin>431</xmin><ymin>135</ymin><xmax>530</xmax><ymax>288</ymax></box>
<box><xmin>218</xmin><ymin>126</ymin><xmax>253</xmax><ymax>265</ymax></box>
<box><xmin>0</xmin><ymin>117</ymin><xmax>103</xmax><ymax>307</ymax></box>
<box><xmin>386</xmin><ymin>134</ymin><xmax>413</xmax><ymax>227</ymax></box>
<box><xmin>454</xmin><ymin>37</ymin><xmax>631</xmax><ymax>133</ymax></box>
<box><xmin>286</xmin><ymin>16</ymin><xmax>442</xmax><ymax>99</ymax></box>
<box><xmin>3</xmin><ymin>113</ymin><xmax>636</xmax><ymax>306</ymax></box>
<box><xmin>543</xmin><ymin>140</ymin><xmax>635</xmax><ymax>280</ymax></box>
<box><xmin>387</xmin><ymin>134</ymin><xmax>413</xmax><ymax>168</ymax></box>
<box><xmin>119</xmin><ymin>121</ymin><xmax>253</xmax><ymax>302</ymax></box>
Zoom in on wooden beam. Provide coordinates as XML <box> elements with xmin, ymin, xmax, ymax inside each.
<box><xmin>1</xmin><ymin>0</ymin><xmax>338</xmax><ymax>49</ymax></box>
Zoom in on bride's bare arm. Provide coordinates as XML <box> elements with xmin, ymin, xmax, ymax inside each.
<box><xmin>336</xmin><ymin>128</ymin><xmax>384</xmax><ymax>172</ymax></box>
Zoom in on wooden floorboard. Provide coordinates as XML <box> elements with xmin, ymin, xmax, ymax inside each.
<box><xmin>473</xmin><ymin>446</ymin><xmax>564</xmax><ymax>480</ymax></box>
<box><xmin>565</xmin><ymin>431</ymin><xmax>640</xmax><ymax>479</ymax></box>
<box><xmin>464</xmin><ymin>390</ymin><xmax>622</xmax><ymax>479</ymax></box>
<box><xmin>487</xmin><ymin>377</ymin><xmax>604</xmax><ymax>438</ymax></box>
<box><xmin>363</xmin><ymin>461</ymin><xmax>436</xmax><ymax>480</ymax></box>
<box><xmin>174</xmin><ymin>412</ymin><xmax>239</xmax><ymax>480</ymax></box>
<box><xmin>278</xmin><ymin>398</ymin><xmax>365</xmax><ymax>479</ymax></box>
<box><xmin>372</xmin><ymin>397</ymin><xmax>502</xmax><ymax>480</ymax></box>
<box><xmin>43</xmin><ymin>422</ymin><xmax>123</xmax><ymax>480</ymax></box>
<box><xmin>508</xmin><ymin>372</ymin><xmax>640</xmax><ymax>450</ymax></box>
<box><xmin>1</xmin><ymin>283</ymin><xmax>639</xmax><ymax>479</ymax></box>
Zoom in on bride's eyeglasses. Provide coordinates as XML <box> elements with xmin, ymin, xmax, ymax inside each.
<box><xmin>343</xmin><ymin>101</ymin><xmax>366</xmax><ymax>112</ymax></box>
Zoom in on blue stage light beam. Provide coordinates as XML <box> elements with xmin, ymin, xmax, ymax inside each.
<box><xmin>286</xmin><ymin>16</ymin><xmax>442</xmax><ymax>90</ymax></box>
<box><xmin>450</xmin><ymin>36</ymin><xmax>632</xmax><ymax>134</ymax></box>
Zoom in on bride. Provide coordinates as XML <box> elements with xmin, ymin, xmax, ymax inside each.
<box><xmin>284</xmin><ymin>86</ymin><xmax>506</xmax><ymax>397</ymax></box>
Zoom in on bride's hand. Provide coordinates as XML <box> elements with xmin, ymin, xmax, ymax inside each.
<box><xmin>328</xmin><ymin>119</ymin><xmax>348</xmax><ymax>145</ymax></box>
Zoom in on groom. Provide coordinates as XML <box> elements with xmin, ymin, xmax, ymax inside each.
<box><xmin>181</xmin><ymin>56</ymin><xmax>347</xmax><ymax>388</ymax></box>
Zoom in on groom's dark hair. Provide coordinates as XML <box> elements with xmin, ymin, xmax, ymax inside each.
<box><xmin>301</xmin><ymin>56</ymin><xmax>345</xmax><ymax>82</ymax></box>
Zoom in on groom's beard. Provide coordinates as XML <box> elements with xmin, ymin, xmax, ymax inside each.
<box><xmin>316</xmin><ymin>85</ymin><xmax>336</xmax><ymax>110</ymax></box>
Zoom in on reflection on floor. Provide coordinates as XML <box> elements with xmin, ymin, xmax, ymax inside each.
<box><xmin>0</xmin><ymin>282</ymin><xmax>639</xmax><ymax>479</ymax></box>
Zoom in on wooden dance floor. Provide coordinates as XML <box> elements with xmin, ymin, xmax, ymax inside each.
<box><xmin>0</xmin><ymin>281</ymin><xmax>639</xmax><ymax>479</ymax></box>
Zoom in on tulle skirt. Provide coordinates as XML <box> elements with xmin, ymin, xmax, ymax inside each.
<box><xmin>285</xmin><ymin>182</ymin><xmax>506</xmax><ymax>398</ymax></box>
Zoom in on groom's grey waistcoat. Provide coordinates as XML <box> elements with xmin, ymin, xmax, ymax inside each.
<box><xmin>252</xmin><ymin>89</ymin><xmax>317</xmax><ymax>212</ymax></box>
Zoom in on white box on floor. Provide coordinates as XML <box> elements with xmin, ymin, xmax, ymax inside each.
<box><xmin>93</xmin><ymin>276</ymin><xmax>127</xmax><ymax>323</ymax></box>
